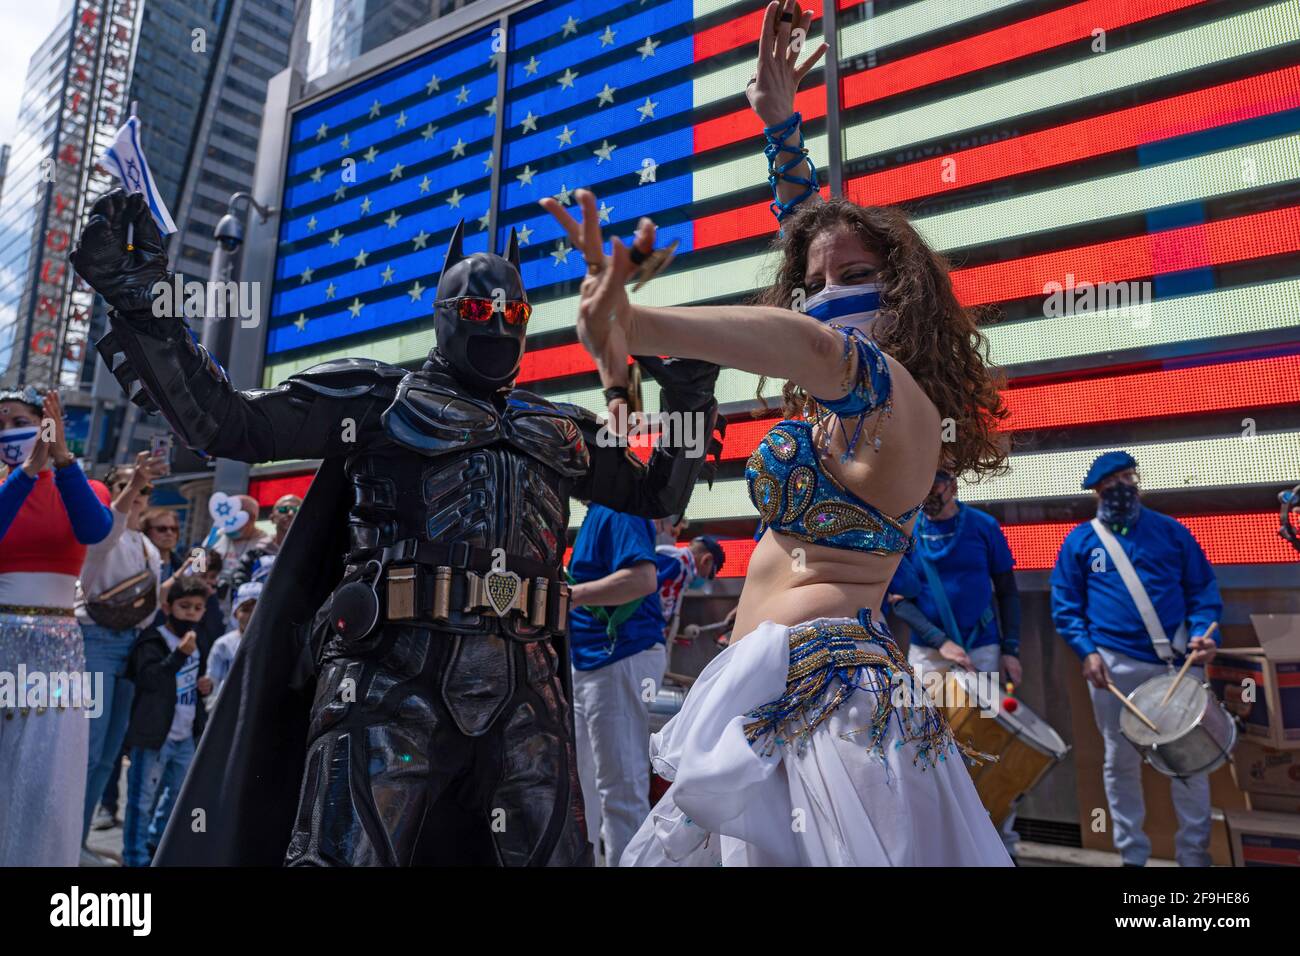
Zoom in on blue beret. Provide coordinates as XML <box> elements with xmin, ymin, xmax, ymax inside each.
<box><xmin>1082</xmin><ymin>450</ymin><xmax>1137</xmax><ymax>490</ymax></box>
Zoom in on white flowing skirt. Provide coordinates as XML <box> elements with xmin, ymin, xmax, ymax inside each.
<box><xmin>620</xmin><ymin>617</ymin><xmax>1012</xmax><ymax>867</ymax></box>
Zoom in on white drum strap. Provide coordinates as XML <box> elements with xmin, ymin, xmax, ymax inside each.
<box><xmin>1090</xmin><ymin>519</ymin><xmax>1187</xmax><ymax>662</ymax></box>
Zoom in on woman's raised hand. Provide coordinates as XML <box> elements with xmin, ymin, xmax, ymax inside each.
<box><xmin>43</xmin><ymin>391</ymin><xmax>74</xmax><ymax>468</ymax></box>
<box><xmin>539</xmin><ymin>189</ymin><xmax>655</xmax><ymax>378</ymax></box>
<box><xmin>746</xmin><ymin>0</ymin><xmax>828</xmax><ymax>127</ymax></box>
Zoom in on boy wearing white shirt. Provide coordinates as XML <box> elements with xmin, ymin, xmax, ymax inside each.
<box><xmin>206</xmin><ymin>581</ymin><xmax>260</xmax><ymax>707</ymax></box>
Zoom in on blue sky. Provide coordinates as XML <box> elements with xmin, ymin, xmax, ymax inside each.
<box><xmin>0</xmin><ymin>1</ymin><xmax>69</xmax><ymax>148</ymax></box>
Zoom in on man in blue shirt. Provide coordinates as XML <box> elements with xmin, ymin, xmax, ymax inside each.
<box><xmin>1051</xmin><ymin>450</ymin><xmax>1222</xmax><ymax>867</ymax></box>
<box><xmin>567</xmin><ymin>503</ymin><xmax>664</xmax><ymax>866</ymax></box>
<box><xmin>889</xmin><ymin>470</ymin><xmax>1023</xmax><ymax>856</ymax></box>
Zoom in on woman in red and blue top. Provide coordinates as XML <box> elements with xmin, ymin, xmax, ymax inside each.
<box><xmin>0</xmin><ymin>386</ymin><xmax>113</xmax><ymax>866</ymax></box>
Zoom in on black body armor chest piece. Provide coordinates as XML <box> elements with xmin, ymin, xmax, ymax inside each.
<box><xmin>343</xmin><ymin>371</ymin><xmax>589</xmax><ymax>634</ymax></box>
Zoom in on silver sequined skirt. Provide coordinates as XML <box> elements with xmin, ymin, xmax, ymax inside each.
<box><xmin>0</xmin><ymin>610</ymin><xmax>85</xmax><ymax>711</ymax></box>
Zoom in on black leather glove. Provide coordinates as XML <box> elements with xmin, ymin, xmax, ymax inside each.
<box><xmin>71</xmin><ymin>189</ymin><xmax>170</xmax><ymax>315</ymax></box>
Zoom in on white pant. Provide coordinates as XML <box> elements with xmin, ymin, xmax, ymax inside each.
<box><xmin>907</xmin><ymin>641</ymin><xmax>1021</xmax><ymax>856</ymax></box>
<box><xmin>1087</xmin><ymin>645</ymin><xmax>1212</xmax><ymax>867</ymax></box>
<box><xmin>573</xmin><ymin>643</ymin><xmax>667</xmax><ymax>866</ymax></box>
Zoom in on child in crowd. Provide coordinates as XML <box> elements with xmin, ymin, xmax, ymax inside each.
<box><xmin>205</xmin><ymin>581</ymin><xmax>260</xmax><ymax>708</ymax></box>
<box><xmin>121</xmin><ymin>575</ymin><xmax>212</xmax><ymax>866</ymax></box>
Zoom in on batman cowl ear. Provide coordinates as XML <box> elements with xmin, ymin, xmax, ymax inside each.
<box><xmin>504</xmin><ymin>227</ymin><xmax>521</xmax><ymax>271</ymax></box>
<box><xmin>438</xmin><ymin>219</ymin><xmax>466</xmax><ymax>286</ymax></box>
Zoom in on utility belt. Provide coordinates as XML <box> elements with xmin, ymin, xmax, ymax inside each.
<box><xmin>328</xmin><ymin>540</ymin><xmax>571</xmax><ymax>643</ymax></box>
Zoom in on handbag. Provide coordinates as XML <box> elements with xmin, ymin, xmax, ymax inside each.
<box><xmin>85</xmin><ymin>536</ymin><xmax>158</xmax><ymax>630</ymax></box>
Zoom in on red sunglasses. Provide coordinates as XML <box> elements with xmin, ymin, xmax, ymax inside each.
<box><xmin>442</xmin><ymin>296</ymin><xmax>532</xmax><ymax>326</ymax></box>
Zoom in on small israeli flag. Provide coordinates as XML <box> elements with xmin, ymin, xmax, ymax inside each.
<box><xmin>101</xmin><ymin>115</ymin><xmax>177</xmax><ymax>235</ymax></box>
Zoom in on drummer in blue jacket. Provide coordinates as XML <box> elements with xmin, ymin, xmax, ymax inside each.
<box><xmin>1050</xmin><ymin>450</ymin><xmax>1222</xmax><ymax>867</ymax></box>
<box><xmin>888</xmin><ymin>469</ymin><xmax>1023</xmax><ymax>856</ymax></box>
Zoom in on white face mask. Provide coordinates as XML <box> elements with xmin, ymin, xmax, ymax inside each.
<box><xmin>802</xmin><ymin>283</ymin><xmax>882</xmax><ymax>334</ymax></box>
<box><xmin>0</xmin><ymin>427</ymin><xmax>38</xmax><ymax>468</ymax></box>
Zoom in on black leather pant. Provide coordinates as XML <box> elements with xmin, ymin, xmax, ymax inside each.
<box><xmin>285</xmin><ymin>620</ymin><xmax>591</xmax><ymax>866</ymax></box>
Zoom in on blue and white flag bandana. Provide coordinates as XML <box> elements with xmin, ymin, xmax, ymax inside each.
<box><xmin>803</xmin><ymin>283</ymin><xmax>882</xmax><ymax>334</ymax></box>
<box><xmin>101</xmin><ymin>115</ymin><xmax>177</xmax><ymax>235</ymax></box>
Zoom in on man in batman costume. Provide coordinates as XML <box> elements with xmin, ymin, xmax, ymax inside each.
<box><xmin>71</xmin><ymin>190</ymin><xmax>723</xmax><ymax>866</ymax></box>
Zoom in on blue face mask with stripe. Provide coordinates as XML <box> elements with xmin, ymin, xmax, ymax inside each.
<box><xmin>802</xmin><ymin>283</ymin><xmax>882</xmax><ymax>334</ymax></box>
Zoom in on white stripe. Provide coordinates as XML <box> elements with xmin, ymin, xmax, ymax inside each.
<box><xmin>568</xmin><ymin>430</ymin><xmax>1300</xmax><ymax>527</ymax></box>
<box><xmin>837</xmin><ymin>0</ymin><xmax>1032</xmax><ymax>60</ymax></box>
<box><xmin>265</xmin><ymin>269</ymin><xmax>1300</xmax><ymax>390</ymax></box>
<box><xmin>652</xmin><ymin>123</ymin><xmax>1299</xmax><ymax>261</ymax></box>
<box><xmin>843</xmin><ymin>1</ymin><xmax>1300</xmax><ymax>159</ymax></box>
<box><xmin>912</xmin><ymin>133</ymin><xmax>1300</xmax><ymax>251</ymax></box>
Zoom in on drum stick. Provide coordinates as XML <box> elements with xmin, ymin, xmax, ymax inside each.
<box><xmin>1160</xmin><ymin>621</ymin><xmax>1219</xmax><ymax>706</ymax></box>
<box><xmin>1107</xmin><ymin>681</ymin><xmax>1159</xmax><ymax>732</ymax></box>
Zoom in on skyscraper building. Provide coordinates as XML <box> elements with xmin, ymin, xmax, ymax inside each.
<box><xmin>0</xmin><ymin>145</ymin><xmax>11</xmax><ymax>204</ymax></box>
<box><xmin>167</xmin><ymin>0</ymin><xmax>294</xmax><ymax>284</ymax></box>
<box><xmin>0</xmin><ymin>0</ymin><xmax>141</xmax><ymax>390</ymax></box>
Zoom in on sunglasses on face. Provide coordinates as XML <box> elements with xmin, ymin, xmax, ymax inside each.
<box><xmin>441</xmin><ymin>296</ymin><xmax>531</xmax><ymax>326</ymax></box>
<box><xmin>150</xmin><ymin>525</ymin><xmax>179</xmax><ymax>534</ymax></box>
<box><xmin>274</xmin><ymin>505</ymin><xmax>299</xmax><ymax>515</ymax></box>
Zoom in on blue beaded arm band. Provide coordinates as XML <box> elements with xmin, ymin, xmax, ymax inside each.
<box><xmin>764</xmin><ymin>112</ymin><xmax>819</xmax><ymax>223</ymax></box>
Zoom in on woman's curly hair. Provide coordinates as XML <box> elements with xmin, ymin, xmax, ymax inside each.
<box><xmin>754</xmin><ymin>199</ymin><xmax>1009</xmax><ymax>480</ymax></box>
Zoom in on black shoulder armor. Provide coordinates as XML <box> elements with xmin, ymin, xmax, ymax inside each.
<box><xmin>288</xmin><ymin>358</ymin><xmax>407</xmax><ymax>399</ymax></box>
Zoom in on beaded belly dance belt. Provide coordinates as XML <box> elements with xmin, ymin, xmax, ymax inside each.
<box><xmin>743</xmin><ymin>609</ymin><xmax>972</xmax><ymax>771</ymax></box>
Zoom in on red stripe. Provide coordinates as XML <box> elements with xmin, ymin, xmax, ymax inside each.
<box><xmin>248</xmin><ymin>472</ymin><xmax>315</xmax><ymax>507</ymax></box>
<box><xmin>706</xmin><ymin>512</ymin><xmax>1299</xmax><ymax>577</ymax></box>
<box><xmin>695</xmin><ymin>65</ymin><xmax>1300</xmax><ymax>250</ymax></box>
<box><xmin>517</xmin><ymin>350</ymin><xmax>1300</xmax><ymax>441</ymax></box>
<box><xmin>1242</xmin><ymin>844</ymin><xmax>1300</xmax><ymax>866</ymax></box>
<box><xmin>249</xmin><ymin>467</ymin><xmax>1296</xmax><ymax>572</ymax></box>
<box><xmin>953</xmin><ymin>204</ymin><xmax>1300</xmax><ymax>306</ymax></box>
<box><xmin>693</xmin><ymin>0</ymin><xmax>824</xmax><ymax>62</ymax></box>
<box><xmin>1003</xmin><ymin>355</ymin><xmax>1300</xmax><ymax>431</ymax></box>
<box><xmin>518</xmin><ymin>344</ymin><xmax>635</xmax><ymax>383</ymax></box>
<box><xmin>694</xmin><ymin>83</ymin><xmax>827</xmax><ymax>155</ymax></box>
<box><xmin>846</xmin><ymin>64</ymin><xmax>1300</xmax><ymax>209</ymax></box>
<box><xmin>518</xmin><ymin>220</ymin><xmax>1300</xmax><ymax>386</ymax></box>
<box><xmin>840</xmin><ymin>0</ymin><xmax>1205</xmax><ymax>111</ymax></box>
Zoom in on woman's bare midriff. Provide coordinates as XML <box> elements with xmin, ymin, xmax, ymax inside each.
<box><xmin>729</xmin><ymin>529</ymin><xmax>905</xmax><ymax>642</ymax></box>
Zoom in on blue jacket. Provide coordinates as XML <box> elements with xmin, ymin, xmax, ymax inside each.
<box><xmin>1050</xmin><ymin>508</ymin><xmax>1222</xmax><ymax>664</ymax></box>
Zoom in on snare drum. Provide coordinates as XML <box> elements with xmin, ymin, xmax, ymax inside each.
<box><xmin>1119</xmin><ymin>673</ymin><xmax>1237</xmax><ymax>778</ymax></box>
<box><xmin>940</xmin><ymin>671</ymin><xmax>1070</xmax><ymax>826</ymax></box>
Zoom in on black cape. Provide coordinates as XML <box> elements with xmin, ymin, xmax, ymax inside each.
<box><xmin>154</xmin><ymin>458</ymin><xmax>350</xmax><ymax>866</ymax></box>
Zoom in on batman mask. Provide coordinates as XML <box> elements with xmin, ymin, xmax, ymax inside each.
<box><xmin>432</xmin><ymin>220</ymin><xmax>530</xmax><ymax>392</ymax></box>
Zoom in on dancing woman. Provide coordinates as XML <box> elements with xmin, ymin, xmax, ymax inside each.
<box><xmin>537</xmin><ymin>5</ymin><xmax>1010</xmax><ymax>868</ymax></box>
<box><xmin>0</xmin><ymin>388</ymin><xmax>114</xmax><ymax>865</ymax></box>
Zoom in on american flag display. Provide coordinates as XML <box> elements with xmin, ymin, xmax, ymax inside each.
<box><xmin>256</xmin><ymin>0</ymin><xmax>1300</xmax><ymax>574</ymax></box>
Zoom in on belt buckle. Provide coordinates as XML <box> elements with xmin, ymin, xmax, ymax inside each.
<box><xmin>482</xmin><ymin>568</ymin><xmax>523</xmax><ymax>618</ymax></box>
<box><xmin>465</xmin><ymin>569</ymin><xmax>526</xmax><ymax>618</ymax></box>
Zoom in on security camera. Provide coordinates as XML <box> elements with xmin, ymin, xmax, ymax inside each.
<box><xmin>214</xmin><ymin>213</ymin><xmax>244</xmax><ymax>252</ymax></box>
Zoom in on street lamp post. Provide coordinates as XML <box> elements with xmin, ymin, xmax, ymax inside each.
<box><xmin>206</xmin><ymin>191</ymin><xmax>276</xmax><ymax>497</ymax></box>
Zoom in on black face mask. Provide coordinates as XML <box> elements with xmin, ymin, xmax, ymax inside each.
<box><xmin>166</xmin><ymin>615</ymin><xmax>195</xmax><ymax>639</ymax></box>
<box><xmin>431</xmin><ymin>221</ymin><xmax>528</xmax><ymax>393</ymax></box>
<box><xmin>1098</xmin><ymin>482</ymin><xmax>1141</xmax><ymax>528</ymax></box>
<box><xmin>923</xmin><ymin>483</ymin><xmax>953</xmax><ymax>518</ymax></box>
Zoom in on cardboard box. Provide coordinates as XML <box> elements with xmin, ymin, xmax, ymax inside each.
<box><xmin>1247</xmin><ymin>793</ymin><xmax>1300</xmax><ymax>814</ymax></box>
<box><xmin>1205</xmin><ymin>615</ymin><xmax>1300</xmax><ymax>749</ymax></box>
<box><xmin>1225</xmin><ymin>809</ymin><xmax>1300</xmax><ymax>866</ymax></box>
<box><xmin>1230</xmin><ymin>738</ymin><xmax>1300</xmax><ymax>798</ymax></box>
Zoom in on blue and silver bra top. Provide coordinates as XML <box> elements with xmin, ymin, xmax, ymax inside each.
<box><xmin>746</xmin><ymin>419</ymin><xmax>922</xmax><ymax>555</ymax></box>
<box><xmin>746</xmin><ymin>324</ymin><xmax>920</xmax><ymax>554</ymax></box>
